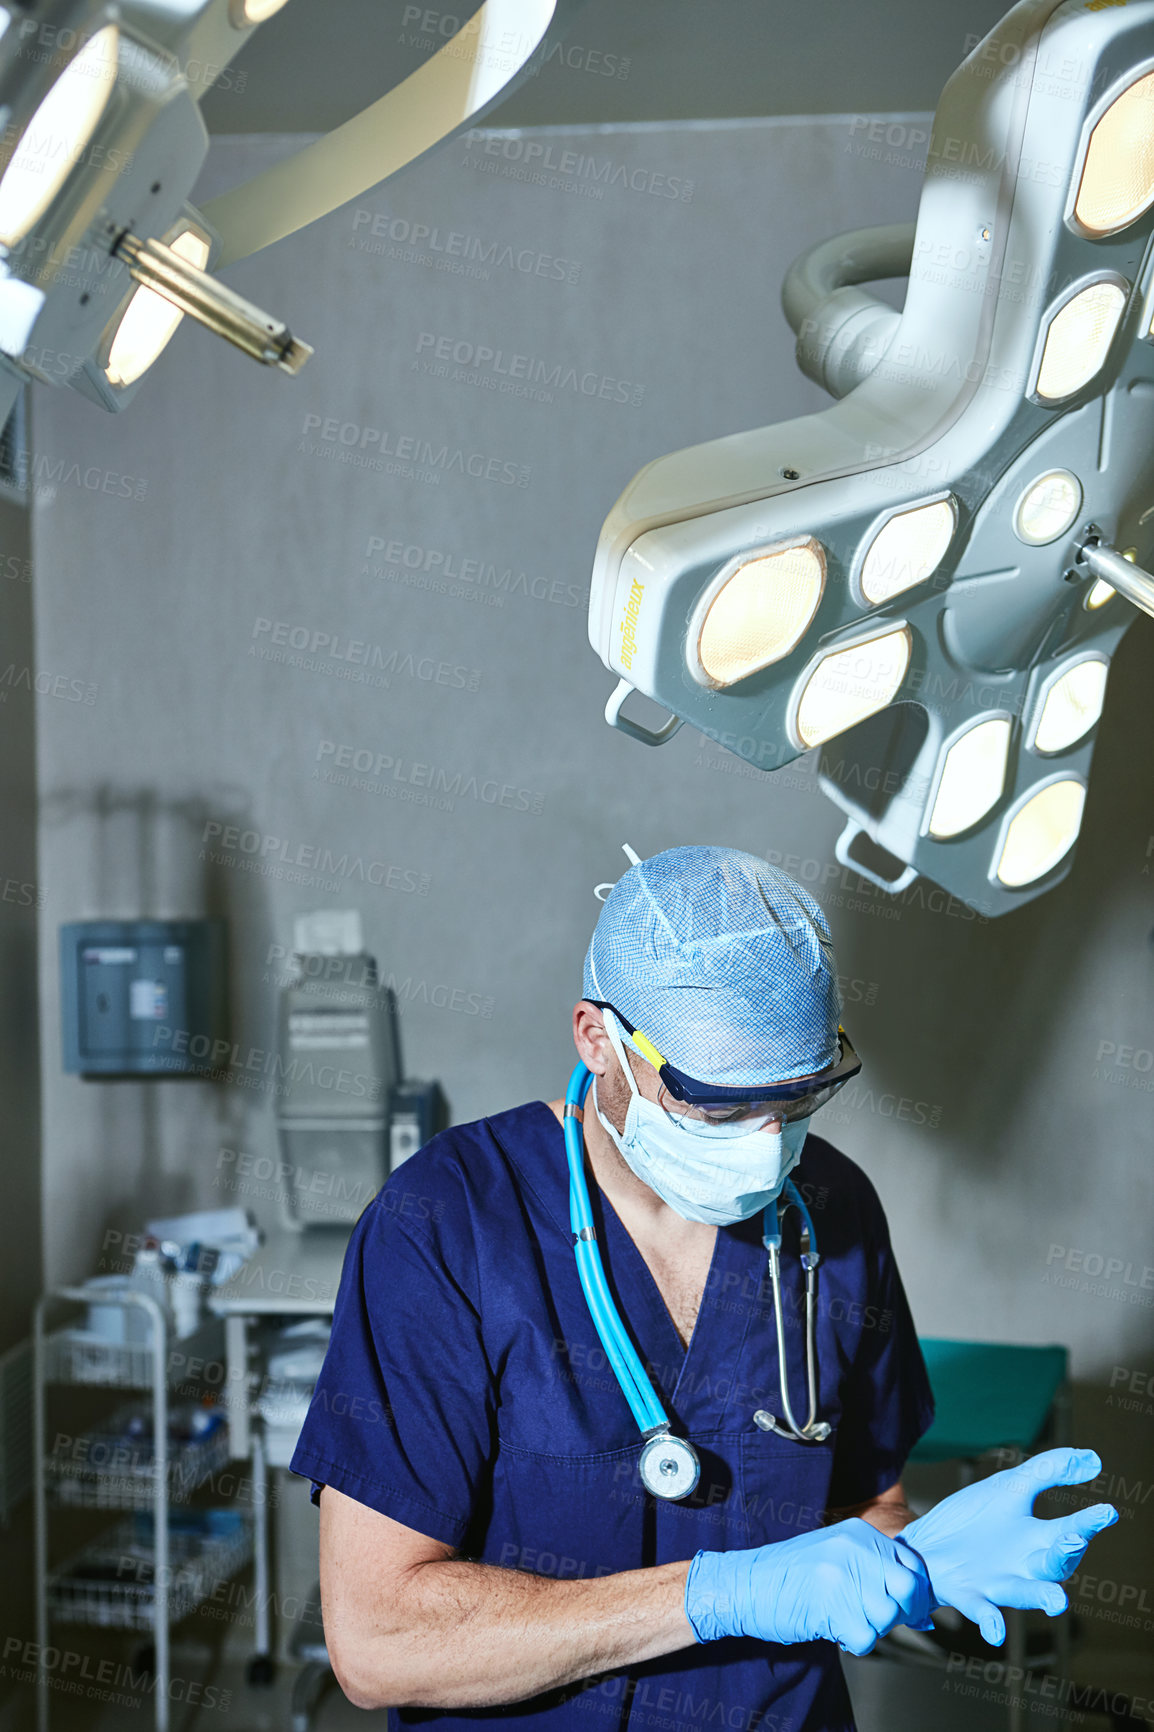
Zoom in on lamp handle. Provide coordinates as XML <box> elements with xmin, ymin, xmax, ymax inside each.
<box><xmin>834</xmin><ymin>818</ymin><xmax>919</xmax><ymax>894</ymax></box>
<box><xmin>604</xmin><ymin>679</ymin><xmax>683</xmax><ymax>747</ymax></box>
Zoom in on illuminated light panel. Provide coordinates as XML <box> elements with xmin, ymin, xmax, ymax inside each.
<box><xmin>928</xmin><ymin>716</ymin><xmax>1011</xmax><ymax>839</ymax></box>
<box><xmin>1032</xmin><ymin>659</ymin><xmax>1108</xmax><ymax>754</ymax></box>
<box><xmin>1035</xmin><ymin>282</ymin><xmax>1126</xmax><ymax>402</ymax></box>
<box><xmin>996</xmin><ymin>781</ymin><xmax>1086</xmax><ymax>887</ymax></box>
<box><xmin>695</xmin><ymin>539</ymin><xmax>824</xmax><ymax>687</ymax></box>
<box><xmin>0</xmin><ymin>24</ymin><xmax>119</xmax><ymax>247</ymax></box>
<box><xmin>793</xmin><ymin>627</ymin><xmax>911</xmax><ymax>749</ymax></box>
<box><xmin>1084</xmin><ymin>577</ymin><xmax>1116</xmax><ymax>610</ymax></box>
<box><xmin>860</xmin><ymin>497</ymin><xmax>956</xmax><ymax>604</ymax></box>
<box><xmin>231</xmin><ymin>0</ymin><xmax>291</xmax><ymax>22</ymax></box>
<box><xmin>1014</xmin><ymin>470</ymin><xmax>1082</xmax><ymax>545</ymax></box>
<box><xmin>105</xmin><ymin>230</ymin><xmax>212</xmax><ymax>387</ymax></box>
<box><xmin>1075</xmin><ymin>71</ymin><xmax>1154</xmax><ymax>236</ymax></box>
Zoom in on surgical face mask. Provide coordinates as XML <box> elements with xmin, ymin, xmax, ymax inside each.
<box><xmin>592</xmin><ymin>1011</ymin><xmax>809</xmax><ymax>1226</ymax></box>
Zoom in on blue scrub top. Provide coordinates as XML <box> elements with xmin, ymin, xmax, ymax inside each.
<box><xmin>290</xmin><ymin>1102</ymin><xmax>934</xmax><ymax>1732</ymax></box>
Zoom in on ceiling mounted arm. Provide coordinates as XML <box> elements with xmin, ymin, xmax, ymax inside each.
<box><xmin>199</xmin><ymin>0</ymin><xmax>588</xmax><ymax>268</ymax></box>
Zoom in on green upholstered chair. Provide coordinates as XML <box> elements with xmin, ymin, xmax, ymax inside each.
<box><xmin>904</xmin><ymin>1339</ymin><xmax>1072</xmax><ymax>1732</ymax></box>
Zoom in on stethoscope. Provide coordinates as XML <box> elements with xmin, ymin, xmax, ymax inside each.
<box><xmin>563</xmin><ymin>1062</ymin><xmax>830</xmax><ymax>1502</ymax></box>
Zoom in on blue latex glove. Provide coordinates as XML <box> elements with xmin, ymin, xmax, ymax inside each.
<box><xmin>684</xmin><ymin>1516</ymin><xmax>935</xmax><ymax>1656</ymax></box>
<box><xmin>898</xmin><ymin>1447</ymin><xmax>1119</xmax><ymax>1647</ymax></box>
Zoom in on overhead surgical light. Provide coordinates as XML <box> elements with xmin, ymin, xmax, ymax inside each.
<box><xmin>0</xmin><ymin>21</ymin><xmax>118</xmax><ymax>247</ymax></box>
<box><xmin>0</xmin><ymin>0</ymin><xmax>586</xmax><ymax>420</ymax></box>
<box><xmin>588</xmin><ymin>0</ymin><xmax>1154</xmax><ymax>915</ymax></box>
<box><xmin>691</xmin><ymin>539</ymin><xmax>824</xmax><ymax>687</ymax></box>
<box><xmin>1033</xmin><ymin>279</ymin><xmax>1127</xmax><ymax>402</ymax></box>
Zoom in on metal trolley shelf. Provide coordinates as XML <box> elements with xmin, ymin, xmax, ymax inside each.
<box><xmin>45</xmin><ymin>1401</ymin><xmax>231</xmax><ymax>1510</ymax></box>
<box><xmin>41</xmin><ymin>1330</ymin><xmax>181</xmax><ymax>1392</ymax></box>
<box><xmin>34</xmin><ymin>1286</ymin><xmax>250</xmax><ymax>1732</ymax></box>
<box><xmin>39</xmin><ymin>1312</ymin><xmax>223</xmax><ymax>1392</ymax></box>
<box><xmin>47</xmin><ymin>1509</ymin><xmax>251</xmax><ymax>1631</ymax></box>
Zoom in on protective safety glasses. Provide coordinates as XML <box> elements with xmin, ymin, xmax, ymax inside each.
<box><xmin>589</xmin><ymin>1001</ymin><xmax>861</xmax><ymax>1122</ymax></box>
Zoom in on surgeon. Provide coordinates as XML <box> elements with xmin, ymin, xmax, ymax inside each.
<box><xmin>291</xmin><ymin>845</ymin><xmax>1116</xmax><ymax>1732</ymax></box>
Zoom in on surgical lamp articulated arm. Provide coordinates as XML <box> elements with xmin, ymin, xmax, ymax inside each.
<box><xmin>1074</xmin><ymin>533</ymin><xmax>1154</xmax><ymax>623</ymax></box>
<box><xmin>113</xmin><ymin>230</ymin><xmax>312</xmax><ymax>374</ymax></box>
<box><xmin>781</xmin><ymin>221</ymin><xmax>914</xmax><ymax>400</ymax></box>
<box><xmin>199</xmin><ymin>0</ymin><xmax>585</xmax><ymax>269</ymax></box>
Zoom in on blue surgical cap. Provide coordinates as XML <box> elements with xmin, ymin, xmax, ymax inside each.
<box><xmin>582</xmin><ymin>845</ymin><xmax>842</xmax><ymax>1088</ymax></box>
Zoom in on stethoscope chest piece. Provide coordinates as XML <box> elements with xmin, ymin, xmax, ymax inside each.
<box><xmin>639</xmin><ymin>1432</ymin><xmax>700</xmax><ymax>1499</ymax></box>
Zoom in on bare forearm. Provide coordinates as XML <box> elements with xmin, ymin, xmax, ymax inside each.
<box><xmin>857</xmin><ymin>1498</ymin><xmax>915</xmax><ymax>1537</ymax></box>
<box><xmin>337</xmin><ymin>1556</ymin><xmax>696</xmax><ymax>1711</ymax></box>
<box><xmin>829</xmin><ymin>1479</ymin><xmax>916</xmax><ymax>1539</ymax></box>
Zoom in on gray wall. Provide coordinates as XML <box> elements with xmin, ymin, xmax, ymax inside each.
<box><xmin>30</xmin><ymin>119</ymin><xmax>1154</xmax><ymax>1667</ymax></box>
<box><xmin>0</xmin><ymin>484</ymin><xmax>42</xmax><ymax>1703</ymax></box>
<box><xmin>199</xmin><ymin>0</ymin><xmax>1011</xmax><ymax>134</ymax></box>
<box><xmin>0</xmin><ymin>487</ymin><xmax>40</xmax><ymax>1344</ymax></box>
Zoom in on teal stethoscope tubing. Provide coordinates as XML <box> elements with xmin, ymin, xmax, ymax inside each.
<box><xmin>563</xmin><ymin>1061</ymin><xmax>824</xmax><ymax>1449</ymax></box>
<box><xmin>564</xmin><ymin>1062</ymin><xmax>667</xmax><ymax>1433</ymax></box>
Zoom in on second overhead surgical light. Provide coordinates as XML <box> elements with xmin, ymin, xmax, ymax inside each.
<box><xmin>0</xmin><ymin>0</ymin><xmax>584</xmax><ymax>422</ymax></box>
<box><xmin>0</xmin><ymin>22</ymin><xmax>119</xmax><ymax>248</ymax></box>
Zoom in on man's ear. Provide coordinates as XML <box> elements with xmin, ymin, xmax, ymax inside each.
<box><xmin>572</xmin><ymin>1001</ymin><xmax>613</xmax><ymax>1075</ymax></box>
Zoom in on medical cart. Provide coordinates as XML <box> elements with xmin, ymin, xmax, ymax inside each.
<box><xmin>33</xmin><ymin>1287</ymin><xmax>252</xmax><ymax>1732</ymax></box>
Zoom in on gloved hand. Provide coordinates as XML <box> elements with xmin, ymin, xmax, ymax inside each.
<box><xmin>898</xmin><ymin>1447</ymin><xmax>1119</xmax><ymax>1646</ymax></box>
<box><xmin>684</xmin><ymin>1517</ymin><xmax>934</xmax><ymax>1656</ymax></box>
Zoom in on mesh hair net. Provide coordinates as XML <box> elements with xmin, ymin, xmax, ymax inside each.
<box><xmin>582</xmin><ymin>845</ymin><xmax>842</xmax><ymax>1087</ymax></box>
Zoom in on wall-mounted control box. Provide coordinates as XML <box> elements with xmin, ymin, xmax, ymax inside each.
<box><xmin>60</xmin><ymin>919</ymin><xmax>227</xmax><ymax>1077</ymax></box>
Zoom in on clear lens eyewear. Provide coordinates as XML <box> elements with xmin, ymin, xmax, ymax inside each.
<box><xmin>656</xmin><ymin>1083</ymin><xmax>840</xmax><ymax>1126</ymax></box>
<box><xmin>591</xmin><ymin>1000</ymin><xmax>861</xmax><ymax>1124</ymax></box>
